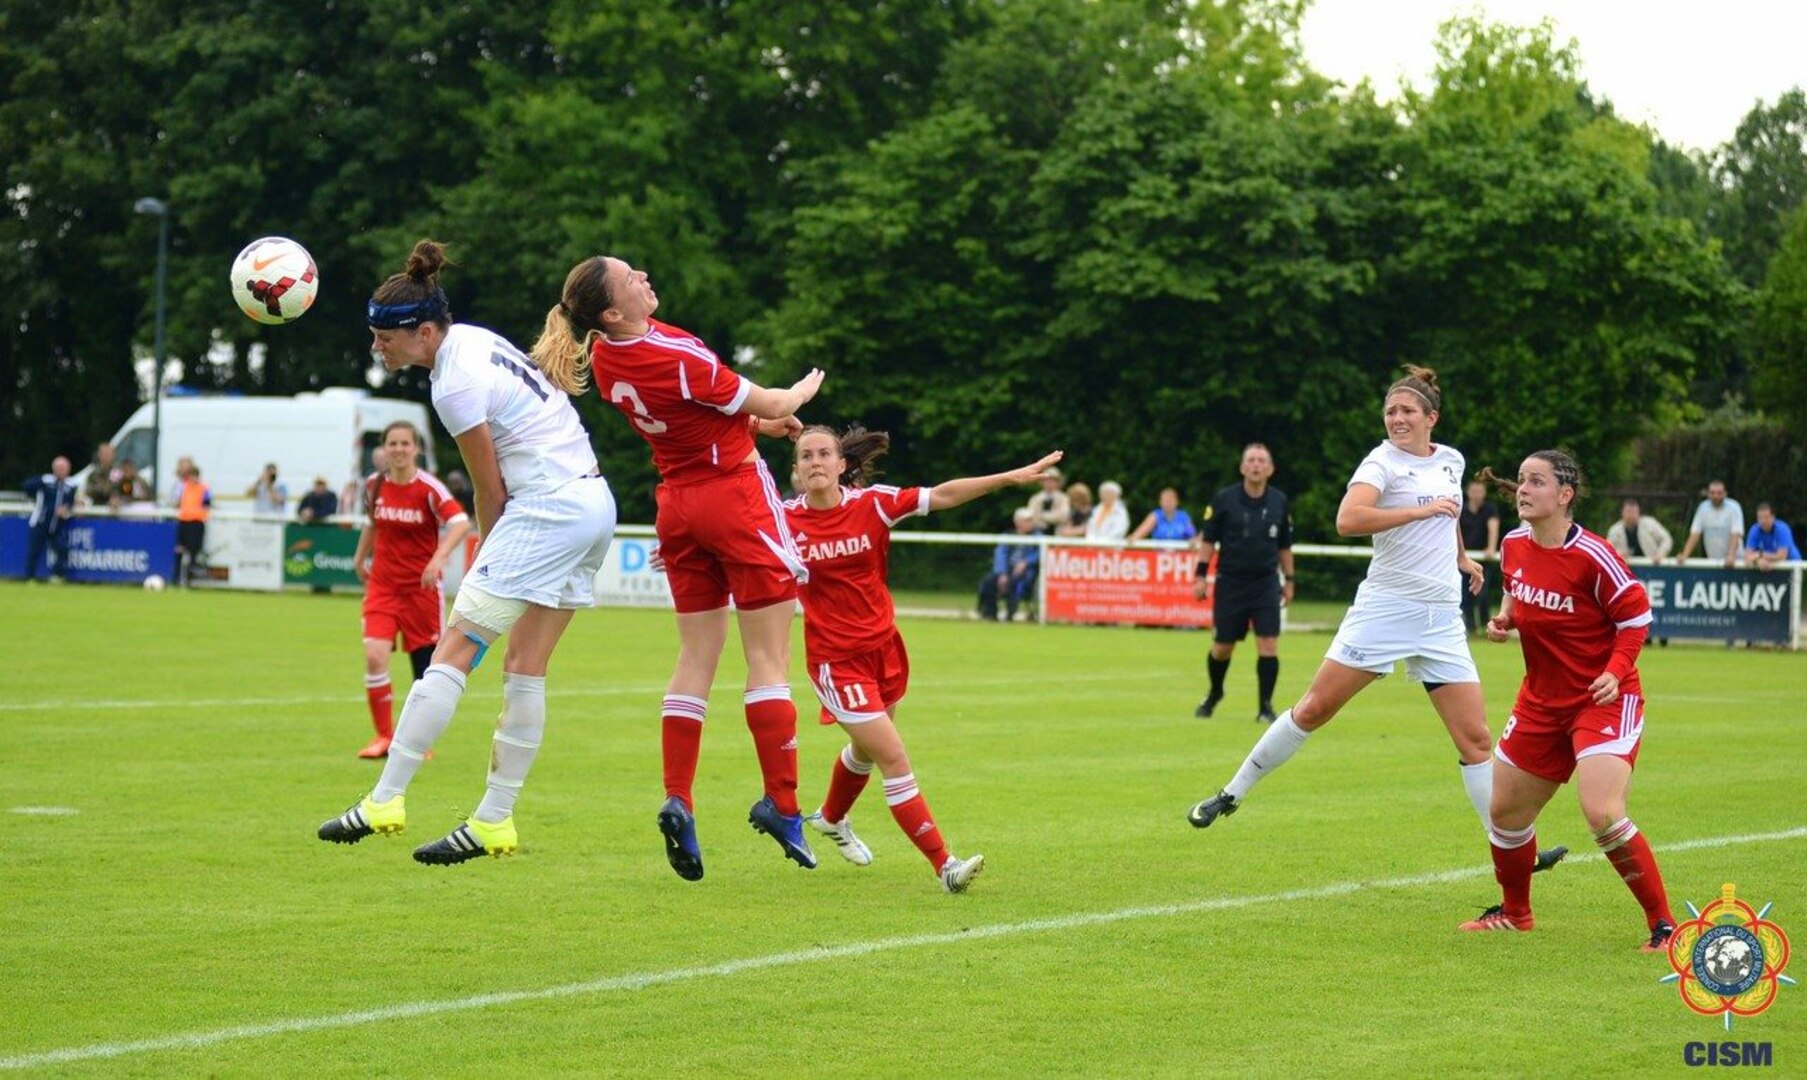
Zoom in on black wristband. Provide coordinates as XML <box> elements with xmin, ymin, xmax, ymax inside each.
<box><xmin>1196</xmin><ymin>561</ymin><xmax>1210</xmax><ymax>575</ymax></box>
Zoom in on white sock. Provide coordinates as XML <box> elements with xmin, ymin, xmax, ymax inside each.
<box><xmin>373</xmin><ymin>664</ymin><xmax>467</xmax><ymax>802</ymax></box>
<box><xmin>1223</xmin><ymin>710</ymin><xmax>1310</xmax><ymax>800</ymax></box>
<box><xmin>476</xmin><ymin>673</ymin><xmax>547</xmax><ymax>824</ymax></box>
<box><xmin>1460</xmin><ymin>759</ymin><xmax>1493</xmax><ymax>832</ymax></box>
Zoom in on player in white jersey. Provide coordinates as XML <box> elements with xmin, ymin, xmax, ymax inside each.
<box><xmin>319</xmin><ymin>240</ymin><xmax>618</xmax><ymax>866</ymax></box>
<box><xmin>1186</xmin><ymin>366</ymin><xmax>1565</xmax><ymax>873</ymax></box>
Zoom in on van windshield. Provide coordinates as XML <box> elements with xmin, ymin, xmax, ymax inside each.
<box><xmin>114</xmin><ymin>429</ymin><xmax>156</xmax><ymax>475</ymax></box>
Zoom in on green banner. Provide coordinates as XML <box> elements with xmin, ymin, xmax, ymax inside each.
<box><xmin>282</xmin><ymin>524</ymin><xmax>361</xmax><ymax>588</ymax></box>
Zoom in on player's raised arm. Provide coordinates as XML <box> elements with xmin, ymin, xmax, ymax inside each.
<box><xmin>740</xmin><ymin>369</ymin><xmax>825</xmax><ymax>421</ymax></box>
<box><xmin>928</xmin><ymin>451</ymin><xmax>1064</xmax><ymax>512</ymax></box>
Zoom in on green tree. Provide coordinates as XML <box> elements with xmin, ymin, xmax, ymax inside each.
<box><xmin>1713</xmin><ymin>88</ymin><xmax>1807</xmax><ymax>287</ymax></box>
<box><xmin>1751</xmin><ymin>208</ymin><xmax>1807</xmax><ymax>429</ymax></box>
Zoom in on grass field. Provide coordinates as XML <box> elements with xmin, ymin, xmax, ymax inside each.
<box><xmin>3</xmin><ymin>581</ymin><xmax>1803</xmax><ymax>1077</ymax></box>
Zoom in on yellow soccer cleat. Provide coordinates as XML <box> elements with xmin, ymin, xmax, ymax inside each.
<box><xmin>317</xmin><ymin>793</ymin><xmax>406</xmax><ymax>844</ymax></box>
<box><xmin>413</xmin><ymin>815</ymin><xmax>518</xmax><ymax>866</ymax></box>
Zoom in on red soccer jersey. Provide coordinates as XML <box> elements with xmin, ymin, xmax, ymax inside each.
<box><xmin>590</xmin><ymin>319</ymin><xmax>754</xmax><ymax>486</ymax></box>
<box><xmin>365</xmin><ymin>470</ymin><xmax>467</xmax><ymax>591</ymax></box>
<box><xmin>784</xmin><ymin>485</ymin><xmax>930</xmax><ymax>662</ymax></box>
<box><xmin>1501</xmin><ymin>523</ymin><xmax>1652</xmax><ymax>721</ymax></box>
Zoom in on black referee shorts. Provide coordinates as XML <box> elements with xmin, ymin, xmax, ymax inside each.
<box><xmin>1212</xmin><ymin>573</ymin><xmax>1281</xmax><ymax>644</ymax></box>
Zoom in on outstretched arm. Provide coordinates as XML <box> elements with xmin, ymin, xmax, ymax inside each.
<box><xmin>739</xmin><ymin>369</ymin><xmax>825</xmax><ymax>421</ymax></box>
<box><xmin>929</xmin><ymin>451</ymin><xmax>1063</xmax><ymax>512</ymax></box>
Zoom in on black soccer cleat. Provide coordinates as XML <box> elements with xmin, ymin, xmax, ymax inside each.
<box><xmin>1186</xmin><ymin>790</ymin><xmax>1239</xmax><ymax>829</ymax></box>
<box><xmin>411</xmin><ymin>816</ymin><xmax>517</xmax><ymax>867</ymax></box>
<box><xmin>317</xmin><ymin>794</ymin><xmax>404</xmax><ymax>845</ymax></box>
<box><xmin>1255</xmin><ymin>705</ymin><xmax>1278</xmax><ymax>724</ymax></box>
<box><xmin>1642</xmin><ymin>919</ymin><xmax>1677</xmax><ymax>954</ymax></box>
<box><xmin>1194</xmin><ymin>694</ymin><xmax>1223</xmax><ymax>719</ymax></box>
<box><xmin>657</xmin><ymin>796</ymin><xmax>705</xmax><ymax>882</ymax></box>
<box><xmin>1531</xmin><ymin>845</ymin><xmax>1569</xmax><ymax>874</ymax></box>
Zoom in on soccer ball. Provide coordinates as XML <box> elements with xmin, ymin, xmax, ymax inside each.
<box><xmin>230</xmin><ymin>237</ymin><xmax>319</xmax><ymax>325</ymax></box>
<box><xmin>142</xmin><ymin>574</ymin><xmax>167</xmax><ymax>591</ymax></box>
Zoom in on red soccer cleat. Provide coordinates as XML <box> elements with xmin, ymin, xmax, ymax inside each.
<box><xmin>357</xmin><ymin>736</ymin><xmax>392</xmax><ymax>760</ymax></box>
<box><xmin>1459</xmin><ymin>905</ymin><xmax>1533</xmax><ymax>933</ymax></box>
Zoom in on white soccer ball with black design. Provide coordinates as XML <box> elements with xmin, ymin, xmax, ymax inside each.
<box><xmin>230</xmin><ymin>236</ymin><xmax>319</xmax><ymax>325</ymax></box>
<box><xmin>142</xmin><ymin>574</ymin><xmax>166</xmax><ymax>591</ymax></box>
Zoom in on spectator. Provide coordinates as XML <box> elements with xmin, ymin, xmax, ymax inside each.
<box><xmin>445</xmin><ymin>468</ymin><xmax>477</xmax><ymax>518</ymax></box>
<box><xmin>297</xmin><ymin>477</ymin><xmax>340</xmax><ymax>524</ymax></box>
<box><xmin>171</xmin><ymin>460</ymin><xmax>212</xmax><ymax>587</ymax></box>
<box><xmin>246</xmin><ymin>462</ymin><xmax>288</xmax><ymax>516</ymax></box>
<box><xmin>344</xmin><ymin>448</ymin><xmax>387</xmax><ymax>516</ymax></box>
<box><xmin>1676</xmin><ymin>480</ymin><xmax>1744</xmax><ymax>567</ymax></box>
<box><xmin>977</xmin><ymin>508</ymin><xmax>1041</xmax><ymax>621</ymax></box>
<box><xmin>1130</xmin><ymin>487</ymin><xmax>1197</xmax><ymax>542</ymax></box>
<box><xmin>1458</xmin><ymin>479</ymin><xmax>1501</xmax><ymax>635</ymax></box>
<box><xmin>1057</xmin><ymin>482</ymin><xmax>1094</xmax><ymax>537</ymax></box>
<box><xmin>1605</xmin><ymin>498</ymin><xmax>1674</xmax><ymax>563</ymax></box>
<box><xmin>1024</xmin><ymin>465</ymin><xmax>1070</xmax><ymax>530</ymax></box>
<box><xmin>1086</xmin><ymin>480</ymin><xmax>1130</xmax><ymax>540</ymax></box>
<box><xmin>1745</xmin><ymin>503</ymin><xmax>1801</xmax><ymax>571</ymax></box>
<box><xmin>81</xmin><ymin>442</ymin><xmax>117</xmax><ymax>508</ymax></box>
<box><xmin>105</xmin><ymin>459</ymin><xmax>151</xmax><ymax>508</ymax></box>
<box><xmin>23</xmin><ymin>456</ymin><xmax>77</xmax><ymax>582</ymax></box>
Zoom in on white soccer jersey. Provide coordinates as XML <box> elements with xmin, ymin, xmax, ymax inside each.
<box><xmin>430</xmin><ymin>324</ymin><xmax>598</xmax><ymax>498</ymax></box>
<box><xmin>1348</xmin><ymin>441</ymin><xmax>1466</xmax><ymax>604</ymax></box>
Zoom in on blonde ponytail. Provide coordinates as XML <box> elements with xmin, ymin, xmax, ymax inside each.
<box><xmin>529</xmin><ymin>305</ymin><xmax>594</xmax><ymax>396</ymax></box>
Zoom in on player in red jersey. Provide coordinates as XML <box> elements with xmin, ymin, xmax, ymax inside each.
<box><xmin>1460</xmin><ymin>450</ymin><xmax>1675</xmax><ymax>951</ymax></box>
<box><xmin>351</xmin><ymin>421</ymin><xmax>471</xmax><ymax>759</ymax></box>
<box><xmin>783</xmin><ymin>425</ymin><xmax>1061</xmax><ymax>892</ymax></box>
<box><xmin>533</xmin><ymin>255</ymin><xmax>824</xmax><ymax>881</ymax></box>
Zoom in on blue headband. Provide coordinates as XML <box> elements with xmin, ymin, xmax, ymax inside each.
<box><xmin>367</xmin><ymin>289</ymin><xmax>449</xmax><ymax>330</ymax></box>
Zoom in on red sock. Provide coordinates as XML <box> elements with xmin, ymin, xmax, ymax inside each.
<box><xmin>884</xmin><ymin>774</ymin><xmax>948</xmax><ymax>871</ymax></box>
<box><xmin>661</xmin><ymin>695</ymin><xmax>707</xmax><ymax>811</ymax></box>
<box><xmin>744</xmin><ymin>686</ymin><xmax>799</xmax><ymax>816</ymax></box>
<box><xmin>821</xmin><ymin>745</ymin><xmax>873</xmax><ymax>823</ymax></box>
<box><xmin>1489</xmin><ymin>824</ymin><xmax>1537</xmax><ymax>923</ymax></box>
<box><xmin>1597</xmin><ymin>819</ymin><xmax>1674</xmax><ymax>928</ymax></box>
<box><xmin>364</xmin><ymin>675</ymin><xmax>394</xmax><ymax>738</ymax></box>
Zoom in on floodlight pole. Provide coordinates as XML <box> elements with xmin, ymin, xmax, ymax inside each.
<box><xmin>134</xmin><ymin>197</ymin><xmax>169</xmax><ymax>491</ymax></box>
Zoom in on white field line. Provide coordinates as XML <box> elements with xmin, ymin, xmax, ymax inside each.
<box><xmin>3</xmin><ymin>825</ymin><xmax>1800</xmax><ymax>1071</ymax></box>
<box><xmin>0</xmin><ymin>670</ymin><xmax>1166</xmax><ymax>714</ymax></box>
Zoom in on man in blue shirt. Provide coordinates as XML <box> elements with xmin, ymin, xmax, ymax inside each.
<box><xmin>1745</xmin><ymin>502</ymin><xmax>1801</xmax><ymax>571</ymax></box>
<box><xmin>22</xmin><ymin>456</ymin><xmax>77</xmax><ymax>581</ymax></box>
<box><xmin>977</xmin><ymin>508</ymin><xmax>1042</xmax><ymax>622</ymax></box>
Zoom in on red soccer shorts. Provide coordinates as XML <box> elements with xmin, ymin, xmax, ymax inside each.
<box><xmin>808</xmin><ymin>632</ymin><xmax>911</xmax><ymax>726</ymax></box>
<box><xmin>655</xmin><ymin>460</ymin><xmax>802</xmax><ymax>614</ymax></box>
<box><xmin>1494</xmin><ymin>692</ymin><xmax>1645</xmax><ymax>784</ymax></box>
<box><xmin>363</xmin><ymin>584</ymin><xmax>446</xmax><ymax>652</ymax></box>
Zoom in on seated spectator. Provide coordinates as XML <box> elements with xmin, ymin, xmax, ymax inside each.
<box><xmin>1745</xmin><ymin>503</ymin><xmax>1800</xmax><ymax>571</ymax></box>
<box><xmin>977</xmin><ymin>508</ymin><xmax>1041</xmax><ymax>622</ymax></box>
<box><xmin>246</xmin><ymin>462</ymin><xmax>288</xmax><ymax>516</ymax></box>
<box><xmin>82</xmin><ymin>442</ymin><xmax>118</xmax><ymax>508</ymax></box>
<box><xmin>1025</xmin><ymin>465</ymin><xmax>1070</xmax><ymax>530</ymax></box>
<box><xmin>297</xmin><ymin>477</ymin><xmax>340</xmax><ymax>524</ymax></box>
<box><xmin>1605</xmin><ymin>497</ymin><xmax>1674</xmax><ymax>563</ymax></box>
<box><xmin>1129</xmin><ymin>486</ymin><xmax>1197</xmax><ymax>542</ymax></box>
<box><xmin>1676</xmin><ymin>479</ymin><xmax>1744</xmax><ymax>567</ymax></box>
<box><xmin>1086</xmin><ymin>480</ymin><xmax>1129</xmax><ymax>540</ymax></box>
<box><xmin>1057</xmin><ymin>482</ymin><xmax>1094</xmax><ymax>537</ymax></box>
<box><xmin>111</xmin><ymin>459</ymin><xmax>152</xmax><ymax>507</ymax></box>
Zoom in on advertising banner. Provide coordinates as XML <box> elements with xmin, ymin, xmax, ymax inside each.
<box><xmin>1041</xmin><ymin>545</ymin><xmax>1212</xmax><ymax>628</ymax></box>
<box><xmin>0</xmin><ymin>516</ymin><xmax>177</xmax><ymax>583</ymax></box>
<box><xmin>593</xmin><ymin>536</ymin><xmax>675</xmax><ymax>609</ymax></box>
<box><xmin>282</xmin><ymin>524</ymin><xmax>362</xmax><ymax>589</ymax></box>
<box><xmin>1634</xmin><ymin>564</ymin><xmax>1796</xmax><ymax>644</ymax></box>
<box><xmin>195</xmin><ymin>517</ymin><xmax>286</xmax><ymax>591</ymax></box>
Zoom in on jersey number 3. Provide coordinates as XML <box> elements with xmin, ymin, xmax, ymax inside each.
<box><xmin>609</xmin><ymin>381</ymin><xmax>668</xmax><ymax>435</ymax></box>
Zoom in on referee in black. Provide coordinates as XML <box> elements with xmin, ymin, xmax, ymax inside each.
<box><xmin>1194</xmin><ymin>443</ymin><xmax>1294</xmax><ymax>723</ymax></box>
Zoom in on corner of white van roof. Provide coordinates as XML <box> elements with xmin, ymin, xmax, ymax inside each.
<box><xmin>312</xmin><ymin>387</ymin><xmax>370</xmax><ymax>399</ymax></box>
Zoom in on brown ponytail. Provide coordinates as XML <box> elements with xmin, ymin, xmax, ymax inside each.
<box><xmin>798</xmin><ymin>423</ymin><xmax>892</xmax><ymax>487</ymax></box>
<box><xmin>1478</xmin><ymin>450</ymin><xmax>1585</xmax><ymax>518</ymax></box>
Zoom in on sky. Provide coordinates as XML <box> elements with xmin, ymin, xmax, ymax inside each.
<box><xmin>1298</xmin><ymin>0</ymin><xmax>1806</xmax><ymax>152</ymax></box>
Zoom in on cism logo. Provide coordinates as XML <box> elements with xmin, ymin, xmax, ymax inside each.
<box><xmin>1684</xmin><ymin>1041</ymin><xmax>1773</xmax><ymax>1067</ymax></box>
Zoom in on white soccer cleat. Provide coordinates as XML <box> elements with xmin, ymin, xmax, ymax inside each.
<box><xmin>940</xmin><ymin>853</ymin><xmax>985</xmax><ymax>894</ymax></box>
<box><xmin>804</xmin><ymin>810</ymin><xmax>873</xmax><ymax>866</ymax></box>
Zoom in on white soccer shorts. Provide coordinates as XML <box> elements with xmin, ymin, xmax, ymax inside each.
<box><xmin>1324</xmin><ymin>589</ymin><xmax>1479</xmax><ymax>684</ymax></box>
<box><xmin>462</xmin><ymin>474</ymin><xmax>617</xmax><ymax>610</ymax></box>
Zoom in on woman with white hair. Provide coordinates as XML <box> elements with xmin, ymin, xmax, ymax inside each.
<box><xmin>1086</xmin><ymin>481</ymin><xmax>1130</xmax><ymax>540</ymax></box>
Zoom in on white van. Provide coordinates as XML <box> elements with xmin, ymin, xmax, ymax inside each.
<box><xmin>87</xmin><ymin>388</ymin><xmax>437</xmax><ymax>506</ymax></box>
